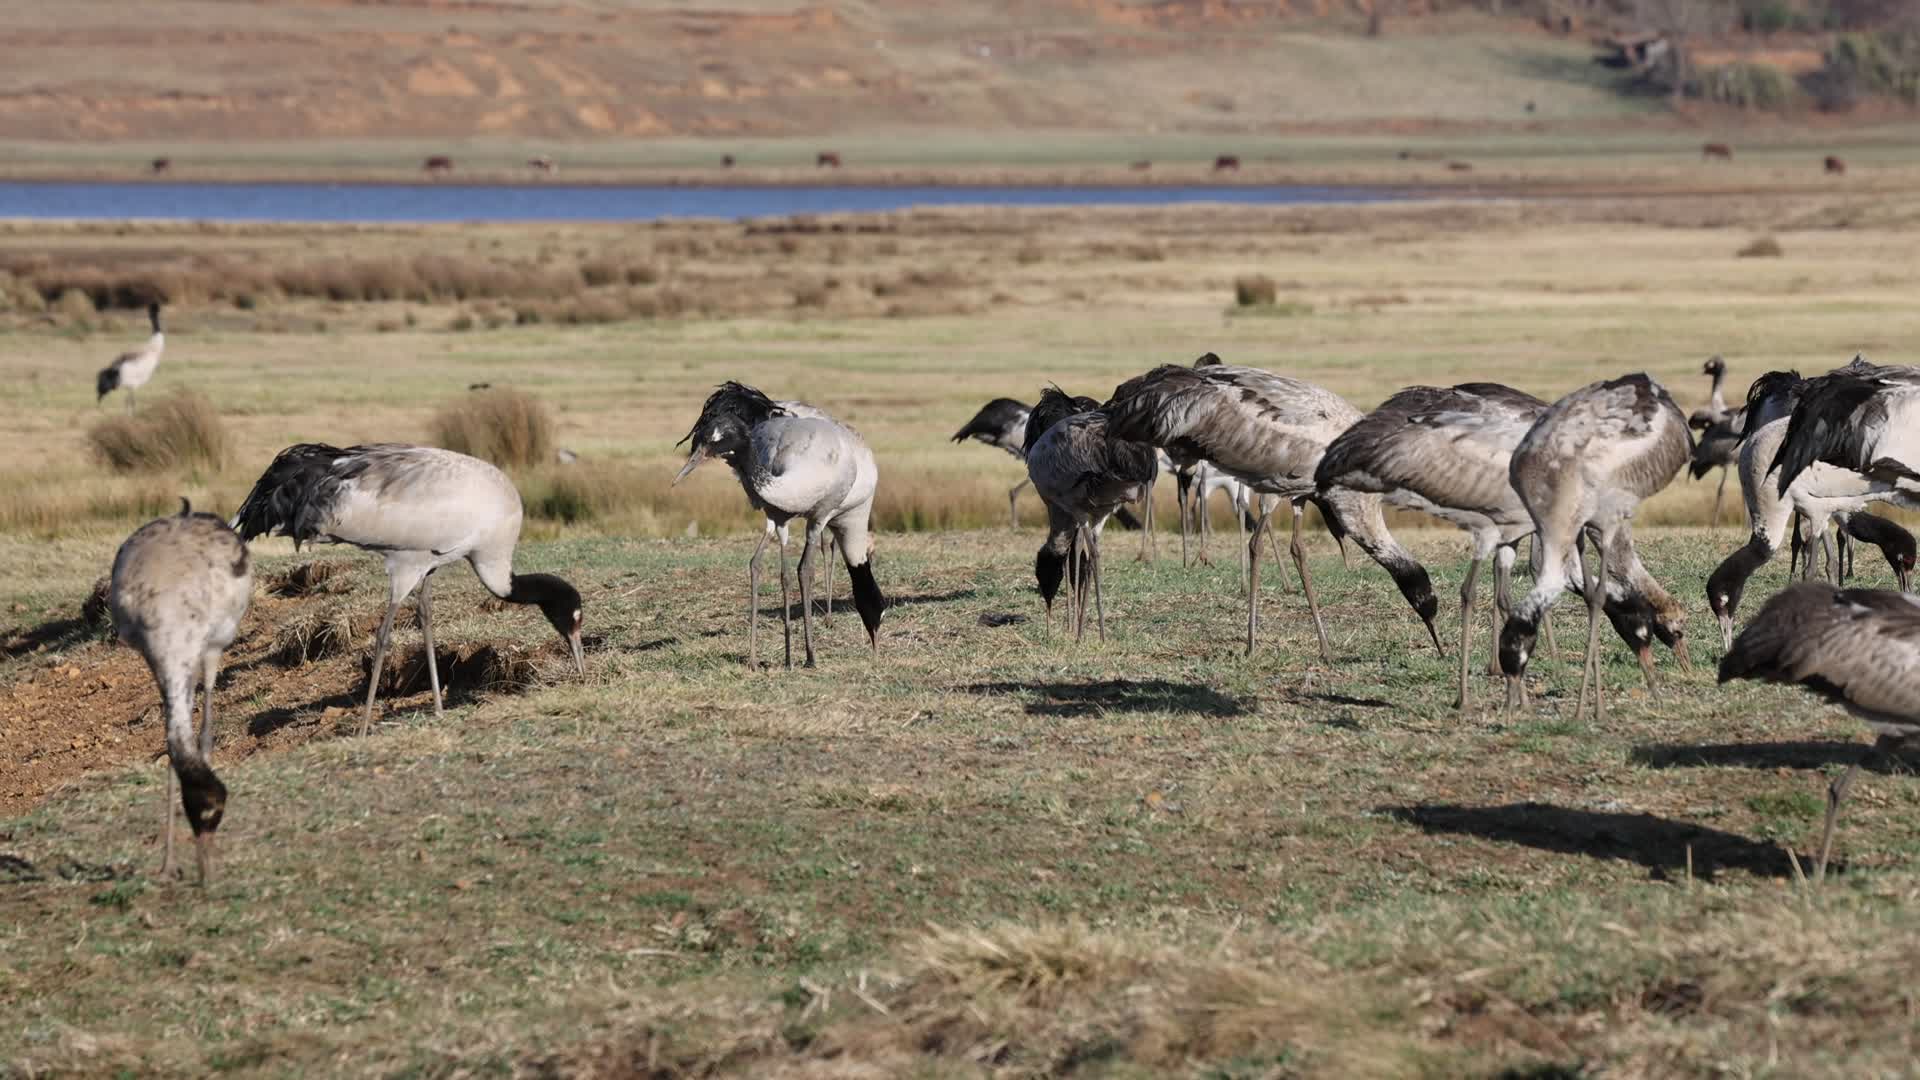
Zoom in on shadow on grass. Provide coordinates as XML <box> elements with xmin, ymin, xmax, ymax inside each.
<box><xmin>963</xmin><ymin>678</ymin><xmax>1251</xmax><ymax>718</ymax></box>
<box><xmin>1383</xmin><ymin>802</ymin><xmax>1798</xmax><ymax>882</ymax></box>
<box><xmin>246</xmin><ymin>689</ymin><xmax>361</xmax><ymax>738</ymax></box>
<box><xmin>3</xmin><ymin>616</ymin><xmax>104</xmax><ymax>660</ymax></box>
<box><xmin>1631</xmin><ymin>740</ymin><xmax>1903</xmax><ymax>775</ymax></box>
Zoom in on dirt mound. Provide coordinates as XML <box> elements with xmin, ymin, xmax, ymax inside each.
<box><xmin>0</xmin><ymin>591</ymin><xmax>553</xmax><ymax>817</ymax></box>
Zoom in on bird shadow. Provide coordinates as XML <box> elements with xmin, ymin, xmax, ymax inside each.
<box><xmin>1630</xmin><ymin>740</ymin><xmax>1908</xmax><ymax>775</ymax></box>
<box><xmin>885</xmin><ymin>588</ymin><xmax>978</xmax><ymax>609</ymax></box>
<box><xmin>245</xmin><ymin>689</ymin><xmax>361</xmax><ymax>738</ymax></box>
<box><xmin>1283</xmin><ymin>689</ymin><xmax>1395</xmax><ymax>710</ymax></box>
<box><xmin>2</xmin><ymin>616</ymin><xmax>101</xmax><ymax>660</ymax></box>
<box><xmin>1382</xmin><ymin>802</ymin><xmax>1799</xmax><ymax>881</ymax></box>
<box><xmin>624</xmin><ymin>637</ymin><xmax>679</xmax><ymax>653</ymax></box>
<box><xmin>962</xmin><ymin>678</ymin><xmax>1251</xmax><ymax>718</ymax></box>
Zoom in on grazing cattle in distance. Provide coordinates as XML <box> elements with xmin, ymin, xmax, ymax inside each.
<box><xmin>1447</xmin><ymin>160</ymin><xmax>1474</xmax><ymax>172</ymax></box>
<box><xmin>1130</xmin><ymin>159</ymin><xmax>1152</xmax><ymax>171</ymax></box>
<box><xmin>527</xmin><ymin>156</ymin><xmax>556</xmax><ymax>175</ymax></box>
<box><xmin>721</xmin><ymin>154</ymin><xmax>736</xmax><ymax>168</ymax></box>
<box><xmin>424</xmin><ymin>155</ymin><xmax>454</xmax><ymax>175</ymax></box>
<box><xmin>817</xmin><ymin>151</ymin><xmax>842</xmax><ymax>168</ymax></box>
<box><xmin>1701</xmin><ymin>142</ymin><xmax>1734</xmax><ymax>161</ymax></box>
<box><xmin>1213</xmin><ymin>154</ymin><xmax>1240</xmax><ymax>171</ymax></box>
<box><xmin>1825</xmin><ymin>155</ymin><xmax>1847</xmax><ymax>175</ymax></box>
<box><xmin>150</xmin><ymin>157</ymin><xmax>171</xmax><ymax>175</ymax></box>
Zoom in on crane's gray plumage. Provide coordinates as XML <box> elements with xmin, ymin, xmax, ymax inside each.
<box><xmin>1721</xmin><ymin>582</ymin><xmax>1920</xmax><ymax>878</ymax></box>
<box><xmin>675</xmin><ymin>382</ymin><xmax>884</xmax><ymax>668</ymax></box>
<box><xmin>231</xmin><ymin>443</ymin><xmax>585</xmax><ymax>732</ymax></box>
<box><xmin>1707</xmin><ymin>371</ymin><xmax>1920</xmax><ymax>649</ymax></box>
<box><xmin>1498</xmin><ymin>373</ymin><xmax>1693</xmax><ymax>719</ymax></box>
<box><xmin>952</xmin><ymin>397</ymin><xmax>1033</xmax><ymax>528</ymax></box>
<box><xmin>1103</xmin><ymin>361</ymin><xmax>1437</xmax><ymax>659</ymax></box>
<box><xmin>1687</xmin><ymin>355</ymin><xmax>1729</xmax><ymax>430</ymax></box>
<box><xmin>1318</xmin><ymin>382</ymin><xmax>1544</xmax><ymax>708</ymax></box>
<box><xmin>110</xmin><ymin>499</ymin><xmax>250</xmax><ymax>883</ymax></box>
<box><xmin>1024</xmin><ymin>387</ymin><xmax>1157</xmax><ymax>640</ymax></box>
<box><xmin>96</xmin><ymin>302</ymin><xmax>164</xmax><ymax>412</ymax></box>
<box><xmin>1771</xmin><ymin>361</ymin><xmax>1920</xmax><ymax>498</ymax></box>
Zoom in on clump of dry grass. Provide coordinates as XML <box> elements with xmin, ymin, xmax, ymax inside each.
<box><xmin>270</xmin><ymin>560</ymin><xmax>349</xmax><ymax>598</ymax></box>
<box><xmin>1738</xmin><ymin>234</ymin><xmax>1785</xmax><ymax>257</ymax></box>
<box><xmin>272</xmin><ymin>601</ymin><xmax>360</xmax><ymax>666</ymax></box>
<box><xmin>86</xmin><ymin>391</ymin><xmax>230</xmax><ymax>474</ymax></box>
<box><xmin>80</xmin><ymin>577</ymin><xmax>111</xmax><ymax>628</ymax></box>
<box><xmin>371</xmin><ymin>639</ymin><xmax>539</xmax><ymax>700</ymax></box>
<box><xmin>431</xmin><ymin>387</ymin><xmax>554</xmax><ymax>469</ymax></box>
<box><xmin>1234</xmin><ymin>274</ymin><xmax>1278</xmax><ymax>306</ymax></box>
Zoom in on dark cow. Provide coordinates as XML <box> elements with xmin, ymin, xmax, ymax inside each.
<box><xmin>816</xmin><ymin>151</ymin><xmax>842</xmax><ymax>168</ymax></box>
<box><xmin>527</xmin><ymin>156</ymin><xmax>556</xmax><ymax>174</ymax></box>
<box><xmin>1825</xmin><ymin>155</ymin><xmax>1847</xmax><ymax>176</ymax></box>
<box><xmin>1701</xmin><ymin>142</ymin><xmax>1733</xmax><ymax>161</ymax></box>
<box><xmin>1213</xmin><ymin>154</ymin><xmax>1240</xmax><ymax>171</ymax></box>
<box><xmin>149</xmin><ymin>157</ymin><xmax>171</xmax><ymax>175</ymax></box>
<box><xmin>721</xmin><ymin>154</ymin><xmax>736</xmax><ymax>168</ymax></box>
<box><xmin>1129</xmin><ymin>159</ymin><xmax>1152</xmax><ymax>171</ymax></box>
<box><xmin>424</xmin><ymin>155</ymin><xmax>454</xmax><ymax>175</ymax></box>
<box><xmin>1447</xmin><ymin>160</ymin><xmax>1474</xmax><ymax>172</ymax></box>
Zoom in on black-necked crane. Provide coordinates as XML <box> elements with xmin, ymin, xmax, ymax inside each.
<box><xmin>674</xmin><ymin>382</ymin><xmax>884</xmax><ymax>668</ymax></box>
<box><xmin>952</xmin><ymin>397</ymin><xmax>1032</xmax><ymax>528</ymax></box>
<box><xmin>1720</xmin><ymin>582</ymin><xmax>1920</xmax><ymax>880</ymax></box>
<box><xmin>1688</xmin><ymin>355</ymin><xmax>1731</xmax><ymax>430</ymax></box>
<box><xmin>1689</xmin><ymin>410</ymin><xmax>1745</xmax><ymax>527</ymax></box>
<box><xmin>232</xmin><ymin>444</ymin><xmax>585</xmax><ymax>734</ymax></box>
<box><xmin>96</xmin><ymin>302</ymin><xmax>164</xmax><ymax>413</ymax></box>
<box><xmin>1498</xmin><ymin>373</ymin><xmax>1692</xmax><ymax>720</ymax></box>
<box><xmin>1317</xmin><ymin>382</ymin><xmax>1546</xmax><ymax>710</ymax></box>
<box><xmin>1024</xmin><ymin>386</ymin><xmax>1158</xmax><ymax>641</ymax></box>
<box><xmin>110</xmin><ymin>500</ymin><xmax>250</xmax><ymax>883</ymax></box>
<box><xmin>1103</xmin><ymin>361</ymin><xmax>1439</xmax><ymax>659</ymax></box>
<box><xmin>1707</xmin><ymin>370</ymin><xmax>1920</xmax><ymax>648</ymax></box>
<box><xmin>1838</xmin><ymin>512</ymin><xmax>1915</xmax><ymax>589</ymax></box>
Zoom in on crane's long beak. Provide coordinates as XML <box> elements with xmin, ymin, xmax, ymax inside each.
<box><xmin>1902</xmin><ymin>564</ymin><xmax>1912</xmax><ymax>593</ymax></box>
<box><xmin>1422</xmin><ymin>616</ymin><xmax>1444</xmax><ymax>656</ymax></box>
<box><xmin>568</xmin><ymin>626</ymin><xmax>585</xmax><ymax>676</ymax></box>
<box><xmin>672</xmin><ymin>447</ymin><xmax>709</xmax><ymax>487</ymax></box>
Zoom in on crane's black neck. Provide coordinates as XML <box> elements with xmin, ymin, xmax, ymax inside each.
<box><xmin>1707</xmin><ymin>541</ymin><xmax>1770</xmax><ymax>623</ymax></box>
<box><xmin>504</xmin><ymin>572</ymin><xmax>584</xmax><ymax>641</ymax></box>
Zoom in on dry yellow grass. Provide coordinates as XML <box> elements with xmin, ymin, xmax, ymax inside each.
<box><xmin>84</xmin><ymin>391</ymin><xmax>229</xmax><ymax>474</ymax></box>
<box><xmin>430</xmin><ymin>386</ymin><xmax>556</xmax><ymax>469</ymax></box>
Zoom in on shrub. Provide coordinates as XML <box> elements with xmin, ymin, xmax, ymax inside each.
<box><xmin>431</xmin><ymin>387</ymin><xmax>554</xmax><ymax>469</ymax></box>
<box><xmin>1737</xmin><ymin>235</ymin><xmax>1785</xmax><ymax>257</ymax></box>
<box><xmin>1234</xmin><ymin>275</ymin><xmax>1278</xmax><ymax>307</ymax></box>
<box><xmin>1695</xmin><ymin>62</ymin><xmax>1799</xmax><ymax>109</ymax></box>
<box><xmin>87</xmin><ymin>391</ymin><xmax>230</xmax><ymax>473</ymax></box>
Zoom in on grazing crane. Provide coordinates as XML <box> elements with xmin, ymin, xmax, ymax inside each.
<box><xmin>1772</xmin><ymin>361</ymin><xmax>1920</xmax><ymax>501</ymax></box>
<box><xmin>232</xmin><ymin>444</ymin><xmax>585</xmax><ymax>734</ymax></box>
<box><xmin>1498</xmin><ymin>374</ymin><xmax>1692</xmax><ymax>720</ymax></box>
<box><xmin>1024</xmin><ymin>387</ymin><xmax>1157</xmax><ymax>641</ymax></box>
<box><xmin>1689</xmin><ymin>411</ymin><xmax>1745</xmax><ymax>528</ymax></box>
<box><xmin>1103</xmin><ymin>362</ymin><xmax>1440</xmax><ymax>659</ymax></box>
<box><xmin>110</xmin><ymin>500</ymin><xmax>250</xmax><ymax>883</ymax></box>
<box><xmin>1720</xmin><ymin>583</ymin><xmax>1920</xmax><ymax>880</ymax></box>
<box><xmin>96</xmin><ymin>302</ymin><xmax>164</xmax><ymax>413</ymax></box>
<box><xmin>952</xmin><ymin>397</ymin><xmax>1032</xmax><ymax>528</ymax></box>
<box><xmin>1318</xmin><ymin>383</ymin><xmax>1546</xmax><ymax>709</ymax></box>
<box><xmin>1838</xmin><ymin>512</ymin><xmax>1916</xmax><ymax>589</ymax></box>
<box><xmin>674</xmin><ymin>382</ymin><xmax>884</xmax><ymax>668</ymax></box>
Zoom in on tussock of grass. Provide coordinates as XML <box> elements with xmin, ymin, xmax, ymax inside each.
<box><xmin>80</xmin><ymin>576</ymin><xmax>111</xmax><ymax>627</ymax></box>
<box><xmin>271</xmin><ymin>601</ymin><xmax>360</xmax><ymax>666</ymax></box>
<box><xmin>85</xmin><ymin>391</ymin><xmax>230</xmax><ymax>474</ymax></box>
<box><xmin>431</xmin><ymin>387</ymin><xmax>554</xmax><ymax>469</ymax></box>
<box><xmin>269</xmin><ymin>560</ymin><xmax>348</xmax><ymax>598</ymax></box>
<box><xmin>1233</xmin><ymin>273</ymin><xmax>1278</xmax><ymax>306</ymax></box>
<box><xmin>369</xmin><ymin>639</ymin><xmax>539</xmax><ymax>700</ymax></box>
<box><xmin>1738</xmin><ymin>234</ymin><xmax>1785</xmax><ymax>257</ymax></box>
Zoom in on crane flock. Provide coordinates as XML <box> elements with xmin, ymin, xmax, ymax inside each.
<box><xmin>84</xmin><ymin>347</ymin><xmax>1920</xmax><ymax>884</ymax></box>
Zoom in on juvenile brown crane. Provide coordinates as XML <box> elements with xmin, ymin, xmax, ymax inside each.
<box><xmin>1499</xmin><ymin>374</ymin><xmax>1692</xmax><ymax>720</ymax></box>
<box><xmin>1103</xmin><ymin>361</ymin><xmax>1439</xmax><ymax>659</ymax></box>
<box><xmin>110</xmin><ymin>500</ymin><xmax>251</xmax><ymax>883</ymax></box>
<box><xmin>1721</xmin><ymin>583</ymin><xmax>1920</xmax><ymax>880</ymax></box>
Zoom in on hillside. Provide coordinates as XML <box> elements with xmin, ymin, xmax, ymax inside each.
<box><xmin>0</xmin><ymin>1</ymin><xmax>1651</xmax><ymax>141</ymax></box>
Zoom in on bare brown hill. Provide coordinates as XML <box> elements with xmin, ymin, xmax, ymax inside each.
<box><xmin>0</xmin><ymin>0</ymin><xmax>1642</xmax><ymax>141</ymax></box>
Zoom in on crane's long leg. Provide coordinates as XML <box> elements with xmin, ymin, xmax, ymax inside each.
<box><xmin>1008</xmin><ymin>476</ymin><xmax>1030</xmax><ymax>529</ymax></box>
<box><xmin>1245</xmin><ymin>508</ymin><xmax>1269</xmax><ymax>655</ymax></box>
<box><xmin>747</xmin><ymin>527</ymin><xmax>771</xmax><ymax>670</ymax></box>
<box><xmin>1456</xmin><ymin>555</ymin><xmax>1483</xmax><ymax>711</ymax></box>
<box><xmin>362</xmin><ymin>599</ymin><xmax>401</xmax><ymax>736</ymax></box>
<box><xmin>1712</xmin><ymin>467</ymin><xmax>1729</xmax><ymax>528</ymax></box>
<box><xmin>1814</xmin><ymin>736</ymin><xmax>1895</xmax><ymax>882</ymax></box>
<box><xmin>126</xmin><ymin>389</ymin><xmax>136</xmax><ymax>415</ymax></box>
<box><xmin>1197</xmin><ymin>483</ymin><xmax>1215</xmax><ymax>567</ymax></box>
<box><xmin>1136</xmin><ymin>474</ymin><xmax>1157</xmax><ymax>563</ymax></box>
<box><xmin>1587</xmin><ymin>535</ymin><xmax>1612</xmax><ymax>723</ymax></box>
<box><xmin>1090</xmin><ymin>523</ymin><xmax>1108</xmax><ymax>642</ymax></box>
<box><xmin>1820</xmin><ymin>529</ymin><xmax>1836</xmax><ymax>585</ymax></box>
<box><xmin>1573</xmin><ymin>534</ymin><xmax>1596</xmax><ymax>720</ymax></box>
<box><xmin>419</xmin><ymin>572</ymin><xmax>444</xmax><ymax>717</ymax></box>
<box><xmin>1176</xmin><ymin>471</ymin><xmax>1193</xmax><ymax>568</ymax></box>
<box><xmin>778</xmin><ymin>535</ymin><xmax>795</xmax><ymax>670</ymax></box>
<box><xmin>1291</xmin><ymin>502</ymin><xmax>1333</xmax><ymax>663</ymax></box>
<box><xmin>823</xmin><ymin>532</ymin><xmax>834</xmax><ymax>624</ymax></box>
<box><xmin>1235</xmin><ymin>493</ymin><xmax>1248</xmax><ymax>584</ymax></box>
<box><xmin>798</xmin><ymin>530</ymin><xmax>818</xmax><ymax>668</ymax></box>
<box><xmin>159</xmin><ymin>756</ymin><xmax>176</xmax><ymax>878</ymax></box>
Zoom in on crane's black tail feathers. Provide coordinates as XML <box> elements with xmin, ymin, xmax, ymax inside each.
<box><xmin>230</xmin><ymin>443</ymin><xmax>353</xmax><ymax>545</ymax></box>
<box><xmin>951</xmin><ymin>398</ymin><xmax>1028</xmax><ymax>444</ymax></box>
<box><xmin>1772</xmin><ymin>375</ymin><xmax>1881</xmax><ymax>495</ymax></box>
<box><xmin>96</xmin><ymin>364</ymin><xmax>121</xmax><ymax>400</ymax></box>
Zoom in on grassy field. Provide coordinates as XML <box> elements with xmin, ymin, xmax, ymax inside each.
<box><xmin>7</xmin><ymin>190</ymin><xmax>1920</xmax><ymax>1075</ymax></box>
